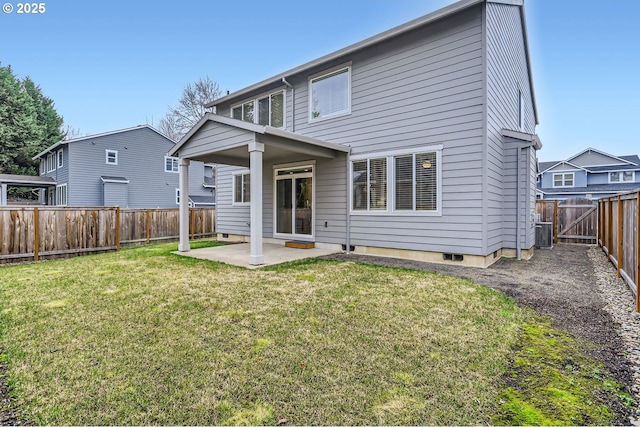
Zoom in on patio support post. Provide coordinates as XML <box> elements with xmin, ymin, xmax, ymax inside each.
<box><xmin>178</xmin><ymin>158</ymin><xmax>191</xmax><ymax>252</ymax></box>
<box><xmin>248</xmin><ymin>140</ymin><xmax>264</xmax><ymax>265</ymax></box>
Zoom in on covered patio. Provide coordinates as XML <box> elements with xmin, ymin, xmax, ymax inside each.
<box><xmin>168</xmin><ymin>114</ymin><xmax>350</xmax><ymax>266</ymax></box>
<box><xmin>0</xmin><ymin>174</ymin><xmax>56</xmax><ymax>206</ymax></box>
<box><xmin>175</xmin><ymin>242</ymin><xmax>339</xmax><ymax>269</ymax></box>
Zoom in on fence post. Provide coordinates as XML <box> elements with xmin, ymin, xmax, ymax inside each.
<box><xmin>608</xmin><ymin>198</ymin><xmax>613</xmax><ymax>259</ymax></box>
<box><xmin>553</xmin><ymin>200</ymin><xmax>559</xmax><ymax>243</ymax></box>
<box><xmin>115</xmin><ymin>207</ymin><xmax>121</xmax><ymax>251</ymax></box>
<box><xmin>146</xmin><ymin>209</ymin><xmax>151</xmax><ymax>244</ymax></box>
<box><xmin>33</xmin><ymin>207</ymin><xmax>39</xmax><ymax>261</ymax></box>
<box><xmin>636</xmin><ymin>192</ymin><xmax>640</xmax><ymax>312</ymax></box>
<box><xmin>617</xmin><ymin>195</ymin><xmax>623</xmax><ymax>278</ymax></box>
<box><xmin>597</xmin><ymin>199</ymin><xmax>602</xmax><ymax>247</ymax></box>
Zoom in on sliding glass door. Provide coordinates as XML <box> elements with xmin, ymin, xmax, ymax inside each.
<box><xmin>275</xmin><ymin>166</ymin><xmax>313</xmax><ymax>238</ymax></box>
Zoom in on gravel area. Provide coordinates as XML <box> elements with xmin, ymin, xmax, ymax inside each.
<box><xmin>322</xmin><ymin>243</ymin><xmax>638</xmax><ymax>422</ymax></box>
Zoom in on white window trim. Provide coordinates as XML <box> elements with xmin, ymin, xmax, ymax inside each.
<box><xmin>608</xmin><ymin>170</ymin><xmax>635</xmax><ymax>183</ymax></box>
<box><xmin>57</xmin><ymin>149</ymin><xmax>63</xmax><ymax>168</ymax></box>
<box><xmin>308</xmin><ymin>65</ymin><xmax>352</xmax><ymax>123</ymax></box>
<box><xmin>39</xmin><ymin>159</ymin><xmax>45</xmax><ymax>175</ymax></box>
<box><xmin>350</xmin><ymin>145</ymin><xmax>443</xmax><ymax>216</ymax></box>
<box><xmin>106</xmin><ymin>149</ymin><xmax>118</xmax><ymax>165</ymax></box>
<box><xmin>351</xmin><ymin>157</ymin><xmax>388</xmax><ymax>213</ymax></box>
<box><xmin>552</xmin><ymin>172</ymin><xmax>575</xmax><ymax>188</ymax></box>
<box><xmin>232</xmin><ymin>170</ymin><xmax>251</xmax><ymax>206</ymax></box>
<box><xmin>46</xmin><ymin>153</ymin><xmax>56</xmax><ymax>173</ymax></box>
<box><xmin>165</xmin><ymin>156</ymin><xmax>179</xmax><ymax>173</ymax></box>
<box><xmin>230</xmin><ymin>88</ymin><xmax>286</xmax><ymax>129</ymax></box>
<box><xmin>56</xmin><ymin>183</ymin><xmax>67</xmax><ymax>206</ymax></box>
<box><xmin>272</xmin><ymin>163</ymin><xmax>315</xmax><ymax>240</ymax></box>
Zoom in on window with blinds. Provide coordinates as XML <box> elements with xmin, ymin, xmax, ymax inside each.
<box><xmin>352</xmin><ymin>158</ymin><xmax>387</xmax><ymax>211</ymax></box>
<box><xmin>395</xmin><ymin>152</ymin><xmax>437</xmax><ymax>211</ymax></box>
<box><xmin>310</xmin><ymin>67</ymin><xmax>350</xmax><ymax>121</ymax></box>
<box><xmin>352</xmin><ymin>148</ymin><xmax>439</xmax><ymax>214</ymax></box>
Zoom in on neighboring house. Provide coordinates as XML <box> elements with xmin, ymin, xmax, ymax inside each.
<box><xmin>33</xmin><ymin>125</ymin><xmax>216</xmax><ymax>208</ymax></box>
<box><xmin>537</xmin><ymin>148</ymin><xmax>640</xmax><ymax>200</ymax></box>
<box><xmin>169</xmin><ymin>0</ymin><xmax>542</xmax><ymax>267</ymax></box>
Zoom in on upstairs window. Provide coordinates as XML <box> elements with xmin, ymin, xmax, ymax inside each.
<box><xmin>39</xmin><ymin>159</ymin><xmax>45</xmax><ymax>175</ymax></box>
<box><xmin>553</xmin><ymin>173</ymin><xmax>574</xmax><ymax>187</ymax></box>
<box><xmin>310</xmin><ymin>67</ymin><xmax>350</xmax><ymax>121</ymax></box>
<box><xmin>165</xmin><ymin>156</ymin><xmax>179</xmax><ymax>173</ymax></box>
<box><xmin>609</xmin><ymin>171</ymin><xmax>634</xmax><ymax>183</ymax></box>
<box><xmin>231</xmin><ymin>90</ymin><xmax>284</xmax><ymax>128</ymax></box>
<box><xmin>106</xmin><ymin>150</ymin><xmax>118</xmax><ymax>165</ymax></box>
<box><xmin>57</xmin><ymin>149</ymin><xmax>64</xmax><ymax>168</ymax></box>
<box><xmin>233</xmin><ymin>172</ymin><xmax>250</xmax><ymax>205</ymax></box>
<box><xmin>46</xmin><ymin>153</ymin><xmax>56</xmax><ymax>172</ymax></box>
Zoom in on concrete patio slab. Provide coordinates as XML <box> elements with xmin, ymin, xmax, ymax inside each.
<box><xmin>174</xmin><ymin>243</ymin><xmax>340</xmax><ymax>269</ymax></box>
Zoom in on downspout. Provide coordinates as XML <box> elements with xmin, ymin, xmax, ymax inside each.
<box><xmin>516</xmin><ymin>147</ymin><xmax>522</xmax><ymax>260</ymax></box>
<box><xmin>281</xmin><ymin>78</ymin><xmax>294</xmax><ymax>132</ymax></box>
<box><xmin>345</xmin><ymin>147</ymin><xmax>352</xmax><ymax>254</ymax></box>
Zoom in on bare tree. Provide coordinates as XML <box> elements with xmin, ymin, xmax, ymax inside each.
<box><xmin>62</xmin><ymin>125</ymin><xmax>85</xmax><ymax>140</ymax></box>
<box><xmin>158</xmin><ymin>76</ymin><xmax>223</xmax><ymax>141</ymax></box>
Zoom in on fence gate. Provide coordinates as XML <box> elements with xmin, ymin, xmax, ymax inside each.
<box><xmin>557</xmin><ymin>197</ymin><xmax>598</xmax><ymax>243</ymax></box>
<box><xmin>536</xmin><ymin>198</ymin><xmax>598</xmax><ymax>244</ymax></box>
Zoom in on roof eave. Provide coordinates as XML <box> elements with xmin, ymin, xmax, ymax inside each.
<box><xmin>33</xmin><ymin>125</ymin><xmax>175</xmax><ymax>160</ymax></box>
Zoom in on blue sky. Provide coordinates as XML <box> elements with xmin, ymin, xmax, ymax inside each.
<box><xmin>1</xmin><ymin>0</ymin><xmax>638</xmax><ymax>162</ymax></box>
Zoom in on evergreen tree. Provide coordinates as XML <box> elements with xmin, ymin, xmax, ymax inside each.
<box><xmin>0</xmin><ymin>64</ymin><xmax>64</xmax><ymax>176</ymax></box>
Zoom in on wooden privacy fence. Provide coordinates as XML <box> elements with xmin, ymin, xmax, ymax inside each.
<box><xmin>0</xmin><ymin>207</ymin><xmax>216</xmax><ymax>263</ymax></box>
<box><xmin>536</xmin><ymin>197</ymin><xmax>598</xmax><ymax>244</ymax></box>
<box><xmin>598</xmin><ymin>191</ymin><xmax>640</xmax><ymax>310</ymax></box>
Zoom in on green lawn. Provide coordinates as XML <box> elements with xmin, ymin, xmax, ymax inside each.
<box><xmin>0</xmin><ymin>241</ymin><xmax>632</xmax><ymax>425</ymax></box>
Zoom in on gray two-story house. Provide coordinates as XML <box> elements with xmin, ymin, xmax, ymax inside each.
<box><xmin>169</xmin><ymin>0</ymin><xmax>542</xmax><ymax>267</ymax></box>
<box><xmin>34</xmin><ymin>125</ymin><xmax>216</xmax><ymax>208</ymax></box>
<box><xmin>537</xmin><ymin>148</ymin><xmax>640</xmax><ymax>200</ymax></box>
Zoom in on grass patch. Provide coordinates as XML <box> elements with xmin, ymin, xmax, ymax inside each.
<box><xmin>0</xmin><ymin>241</ymin><xmax>632</xmax><ymax>425</ymax></box>
<box><xmin>0</xmin><ymin>242</ymin><xmax>520</xmax><ymax>425</ymax></box>
<box><xmin>494</xmin><ymin>315</ymin><xmax>634</xmax><ymax>425</ymax></box>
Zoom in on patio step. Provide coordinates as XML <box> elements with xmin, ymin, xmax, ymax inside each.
<box><xmin>285</xmin><ymin>240</ymin><xmax>315</xmax><ymax>249</ymax></box>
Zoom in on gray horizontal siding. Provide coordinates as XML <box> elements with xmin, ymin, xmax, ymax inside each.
<box><xmin>216</xmin><ymin>164</ymin><xmax>250</xmax><ymax>236</ymax></box>
<box><xmin>187</xmin><ymin>160</ymin><xmax>215</xmax><ymax>199</ymax></box>
<box><xmin>204</xmin><ymin>4</ymin><xmax>545</xmax><ymax>257</ymax></box>
<box><xmin>210</xmin><ymin>5</ymin><xmax>488</xmax><ymax>255</ymax></box>
<box><xmin>216</xmin><ymin>154</ymin><xmax>347</xmax><ymax>244</ymax></box>
<box><xmin>486</xmin><ymin>1</ymin><xmax>536</xmax><ymax>251</ymax></box>
<box><xmin>67</xmin><ymin>127</ymin><xmax>179</xmax><ymax>208</ymax></box>
<box><xmin>570</xmin><ymin>151</ymin><xmax>623</xmax><ymax>167</ymax></box>
<box><xmin>40</xmin><ymin>146</ymin><xmax>69</xmax><ymax>204</ymax></box>
<box><xmin>180</xmin><ymin>122</ymin><xmax>253</xmax><ymax>159</ymax></box>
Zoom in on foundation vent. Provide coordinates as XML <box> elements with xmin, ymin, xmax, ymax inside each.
<box><xmin>443</xmin><ymin>253</ymin><xmax>464</xmax><ymax>262</ymax></box>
